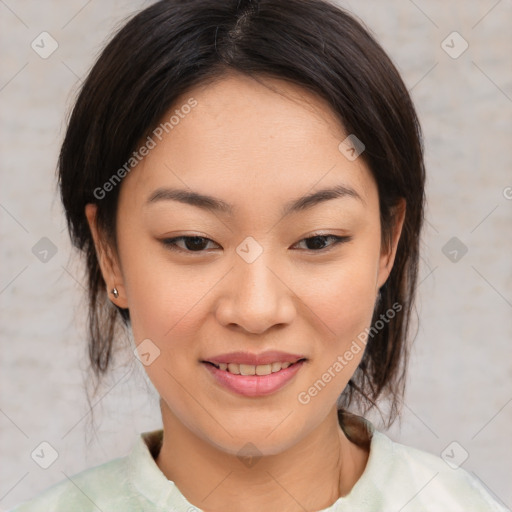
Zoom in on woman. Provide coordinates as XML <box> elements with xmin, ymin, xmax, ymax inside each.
<box><xmin>10</xmin><ymin>0</ymin><xmax>506</xmax><ymax>510</ymax></box>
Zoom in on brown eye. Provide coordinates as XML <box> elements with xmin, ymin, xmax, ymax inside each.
<box><xmin>161</xmin><ymin>236</ymin><xmax>219</xmax><ymax>253</ymax></box>
<box><xmin>293</xmin><ymin>234</ymin><xmax>352</xmax><ymax>252</ymax></box>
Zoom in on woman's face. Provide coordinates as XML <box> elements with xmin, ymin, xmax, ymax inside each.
<box><xmin>87</xmin><ymin>72</ymin><xmax>402</xmax><ymax>456</ymax></box>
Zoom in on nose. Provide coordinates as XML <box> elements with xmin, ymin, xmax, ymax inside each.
<box><xmin>215</xmin><ymin>251</ymin><xmax>296</xmax><ymax>335</ymax></box>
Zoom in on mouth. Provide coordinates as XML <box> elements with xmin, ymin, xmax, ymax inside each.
<box><xmin>201</xmin><ymin>358</ymin><xmax>307</xmax><ymax>397</ymax></box>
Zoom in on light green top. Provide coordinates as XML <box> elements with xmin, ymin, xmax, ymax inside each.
<box><xmin>9</xmin><ymin>418</ymin><xmax>507</xmax><ymax>512</ymax></box>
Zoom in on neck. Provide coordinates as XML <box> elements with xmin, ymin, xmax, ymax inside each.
<box><xmin>155</xmin><ymin>403</ymin><xmax>369</xmax><ymax>512</ymax></box>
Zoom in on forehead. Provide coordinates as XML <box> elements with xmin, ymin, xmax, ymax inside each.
<box><xmin>119</xmin><ymin>72</ymin><xmax>376</xmax><ymax>210</ymax></box>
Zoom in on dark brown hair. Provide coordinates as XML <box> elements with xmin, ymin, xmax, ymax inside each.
<box><xmin>58</xmin><ymin>0</ymin><xmax>425</xmax><ymax>427</ymax></box>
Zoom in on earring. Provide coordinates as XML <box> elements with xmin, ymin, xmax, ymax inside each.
<box><xmin>111</xmin><ymin>287</ymin><xmax>119</xmax><ymax>299</ymax></box>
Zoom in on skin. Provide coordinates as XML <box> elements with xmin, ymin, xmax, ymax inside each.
<box><xmin>86</xmin><ymin>71</ymin><xmax>405</xmax><ymax>512</ymax></box>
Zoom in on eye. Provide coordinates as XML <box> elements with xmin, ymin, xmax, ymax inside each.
<box><xmin>292</xmin><ymin>234</ymin><xmax>352</xmax><ymax>252</ymax></box>
<box><xmin>161</xmin><ymin>235</ymin><xmax>220</xmax><ymax>253</ymax></box>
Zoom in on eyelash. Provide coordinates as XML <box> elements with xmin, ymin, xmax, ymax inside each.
<box><xmin>160</xmin><ymin>233</ymin><xmax>352</xmax><ymax>255</ymax></box>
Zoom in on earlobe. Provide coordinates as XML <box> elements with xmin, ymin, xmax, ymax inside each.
<box><xmin>377</xmin><ymin>199</ymin><xmax>406</xmax><ymax>289</ymax></box>
<box><xmin>84</xmin><ymin>203</ymin><xmax>128</xmax><ymax>308</ymax></box>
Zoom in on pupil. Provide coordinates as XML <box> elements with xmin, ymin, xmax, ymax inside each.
<box><xmin>186</xmin><ymin>236</ymin><xmax>207</xmax><ymax>251</ymax></box>
<box><xmin>307</xmin><ymin>236</ymin><xmax>328</xmax><ymax>250</ymax></box>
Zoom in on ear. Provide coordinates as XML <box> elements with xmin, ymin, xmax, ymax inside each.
<box><xmin>376</xmin><ymin>198</ymin><xmax>406</xmax><ymax>289</ymax></box>
<box><xmin>85</xmin><ymin>203</ymin><xmax>128</xmax><ymax>308</ymax></box>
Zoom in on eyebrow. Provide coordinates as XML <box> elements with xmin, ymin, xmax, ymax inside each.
<box><xmin>145</xmin><ymin>184</ymin><xmax>363</xmax><ymax>217</ymax></box>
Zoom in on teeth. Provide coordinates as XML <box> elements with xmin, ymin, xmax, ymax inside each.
<box><xmin>271</xmin><ymin>362</ymin><xmax>283</xmax><ymax>372</ymax></box>
<box><xmin>228</xmin><ymin>363</ymin><xmax>239</xmax><ymax>374</ymax></box>
<box><xmin>216</xmin><ymin>361</ymin><xmax>297</xmax><ymax>375</ymax></box>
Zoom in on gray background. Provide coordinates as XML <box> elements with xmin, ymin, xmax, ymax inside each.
<box><xmin>1</xmin><ymin>0</ymin><xmax>511</xmax><ymax>510</ymax></box>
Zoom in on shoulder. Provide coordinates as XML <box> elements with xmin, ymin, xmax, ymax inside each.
<box><xmin>365</xmin><ymin>430</ymin><xmax>508</xmax><ymax>511</ymax></box>
<box><xmin>8</xmin><ymin>455</ymin><xmax>137</xmax><ymax>512</ymax></box>
<box><xmin>8</xmin><ymin>430</ymin><xmax>167</xmax><ymax>512</ymax></box>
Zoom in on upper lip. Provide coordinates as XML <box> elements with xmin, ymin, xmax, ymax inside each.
<box><xmin>203</xmin><ymin>351</ymin><xmax>307</xmax><ymax>366</ymax></box>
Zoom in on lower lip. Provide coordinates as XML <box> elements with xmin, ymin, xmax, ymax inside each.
<box><xmin>202</xmin><ymin>360</ymin><xmax>305</xmax><ymax>397</ymax></box>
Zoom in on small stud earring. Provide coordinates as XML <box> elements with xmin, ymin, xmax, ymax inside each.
<box><xmin>111</xmin><ymin>287</ymin><xmax>119</xmax><ymax>299</ymax></box>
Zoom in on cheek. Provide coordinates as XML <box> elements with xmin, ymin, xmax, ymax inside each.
<box><xmin>292</xmin><ymin>257</ymin><xmax>378</xmax><ymax>414</ymax></box>
<box><xmin>295</xmin><ymin>241</ymin><xmax>381</xmax><ymax>403</ymax></box>
<box><xmin>126</xmin><ymin>270</ymin><xmax>209</xmax><ymax>355</ymax></box>
<box><xmin>304</xmin><ymin>252</ymin><xmax>379</xmax><ymax>341</ymax></box>
<box><xmin>117</xmin><ymin>229</ymin><xmax>204</xmax><ymax>346</ymax></box>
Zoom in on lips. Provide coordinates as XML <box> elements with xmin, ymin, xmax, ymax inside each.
<box><xmin>200</xmin><ymin>350</ymin><xmax>307</xmax><ymax>397</ymax></box>
<box><xmin>202</xmin><ymin>359</ymin><xmax>306</xmax><ymax>397</ymax></box>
